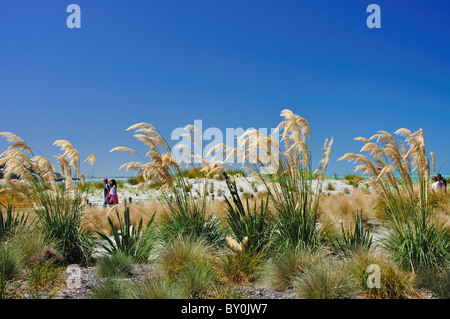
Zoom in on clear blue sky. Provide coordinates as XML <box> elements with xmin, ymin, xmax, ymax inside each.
<box><xmin>0</xmin><ymin>1</ymin><xmax>449</xmax><ymax>178</ymax></box>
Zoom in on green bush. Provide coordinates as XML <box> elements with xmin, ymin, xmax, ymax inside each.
<box><xmin>127</xmin><ymin>175</ymin><xmax>145</xmax><ymax>186</ymax></box>
<box><xmin>344</xmin><ymin>174</ymin><xmax>365</xmax><ymax>188</ymax></box>
<box><xmin>159</xmin><ymin>236</ymin><xmax>216</xmax><ymax>279</ymax></box>
<box><xmin>219</xmin><ymin>250</ymin><xmax>262</xmax><ymax>283</ymax></box>
<box><xmin>383</xmin><ymin>214</ymin><xmax>449</xmax><ymax>271</ymax></box>
<box><xmin>177</xmin><ymin>262</ymin><xmax>217</xmax><ymax>298</ymax></box>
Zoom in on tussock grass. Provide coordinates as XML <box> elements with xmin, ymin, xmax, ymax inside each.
<box><xmin>262</xmin><ymin>247</ymin><xmax>323</xmax><ymax>290</ymax></box>
<box><xmin>129</xmin><ymin>275</ymin><xmax>187</xmax><ymax>299</ymax></box>
<box><xmin>177</xmin><ymin>262</ymin><xmax>217</xmax><ymax>298</ymax></box>
<box><xmin>318</xmin><ymin>191</ymin><xmax>376</xmax><ymax>226</ymax></box>
<box><xmin>158</xmin><ymin>236</ymin><xmax>217</xmax><ymax>279</ymax></box>
<box><xmin>95</xmin><ymin>251</ymin><xmax>135</xmax><ymax>278</ymax></box>
<box><xmin>347</xmin><ymin>250</ymin><xmax>414</xmax><ymax>299</ymax></box>
<box><xmin>219</xmin><ymin>249</ymin><xmax>262</xmax><ymax>283</ymax></box>
<box><xmin>0</xmin><ymin>242</ymin><xmax>22</xmax><ymax>298</ymax></box>
<box><xmin>415</xmin><ymin>265</ymin><xmax>450</xmax><ymax>298</ymax></box>
<box><xmin>292</xmin><ymin>257</ymin><xmax>359</xmax><ymax>299</ymax></box>
<box><xmin>88</xmin><ymin>278</ymin><xmax>129</xmax><ymax>299</ymax></box>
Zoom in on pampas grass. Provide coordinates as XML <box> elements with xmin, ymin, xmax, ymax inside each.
<box><xmin>339</xmin><ymin>128</ymin><xmax>450</xmax><ymax>271</ymax></box>
<box><xmin>225</xmin><ymin>110</ymin><xmax>333</xmax><ymax>251</ymax></box>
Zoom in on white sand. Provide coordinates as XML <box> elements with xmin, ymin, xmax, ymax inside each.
<box><xmin>85</xmin><ymin>177</ymin><xmax>371</xmax><ymax>206</ymax></box>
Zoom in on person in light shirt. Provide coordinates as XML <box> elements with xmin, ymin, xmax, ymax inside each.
<box><xmin>431</xmin><ymin>176</ymin><xmax>442</xmax><ymax>192</ymax></box>
<box><xmin>436</xmin><ymin>174</ymin><xmax>447</xmax><ymax>193</ymax></box>
<box><xmin>108</xmin><ymin>179</ymin><xmax>119</xmax><ymax>205</ymax></box>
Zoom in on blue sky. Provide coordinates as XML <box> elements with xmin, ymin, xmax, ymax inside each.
<box><xmin>0</xmin><ymin>1</ymin><xmax>449</xmax><ymax>178</ymax></box>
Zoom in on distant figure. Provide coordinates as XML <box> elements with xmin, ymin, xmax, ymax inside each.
<box><xmin>102</xmin><ymin>178</ymin><xmax>110</xmax><ymax>208</ymax></box>
<box><xmin>431</xmin><ymin>176</ymin><xmax>442</xmax><ymax>192</ymax></box>
<box><xmin>108</xmin><ymin>179</ymin><xmax>119</xmax><ymax>205</ymax></box>
<box><xmin>436</xmin><ymin>174</ymin><xmax>447</xmax><ymax>193</ymax></box>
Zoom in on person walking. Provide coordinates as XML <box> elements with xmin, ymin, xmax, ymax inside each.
<box><xmin>102</xmin><ymin>178</ymin><xmax>111</xmax><ymax>207</ymax></box>
<box><xmin>108</xmin><ymin>179</ymin><xmax>119</xmax><ymax>205</ymax></box>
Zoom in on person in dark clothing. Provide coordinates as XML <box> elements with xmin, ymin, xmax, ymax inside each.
<box><xmin>103</xmin><ymin>178</ymin><xmax>111</xmax><ymax>207</ymax></box>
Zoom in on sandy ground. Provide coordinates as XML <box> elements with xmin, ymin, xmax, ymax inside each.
<box><xmin>85</xmin><ymin>177</ymin><xmax>370</xmax><ymax>206</ymax></box>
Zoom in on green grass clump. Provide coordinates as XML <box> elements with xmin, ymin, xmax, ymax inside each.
<box><xmin>292</xmin><ymin>257</ymin><xmax>358</xmax><ymax>299</ymax></box>
<box><xmin>95</xmin><ymin>251</ymin><xmax>135</xmax><ymax>278</ymax></box>
<box><xmin>347</xmin><ymin>250</ymin><xmax>413</xmax><ymax>299</ymax></box>
<box><xmin>88</xmin><ymin>278</ymin><xmax>129</xmax><ymax>299</ymax></box>
<box><xmin>383</xmin><ymin>213</ymin><xmax>449</xmax><ymax>271</ymax></box>
<box><xmin>263</xmin><ymin>247</ymin><xmax>322</xmax><ymax>290</ymax></box>
<box><xmin>127</xmin><ymin>175</ymin><xmax>145</xmax><ymax>185</ymax></box>
<box><xmin>159</xmin><ymin>236</ymin><xmax>217</xmax><ymax>279</ymax></box>
<box><xmin>219</xmin><ymin>250</ymin><xmax>262</xmax><ymax>283</ymax></box>
<box><xmin>159</xmin><ymin>190</ymin><xmax>225</xmax><ymax>247</ymax></box>
<box><xmin>0</xmin><ymin>242</ymin><xmax>23</xmax><ymax>298</ymax></box>
<box><xmin>177</xmin><ymin>262</ymin><xmax>217</xmax><ymax>298</ymax></box>
<box><xmin>415</xmin><ymin>265</ymin><xmax>450</xmax><ymax>298</ymax></box>
<box><xmin>1</xmin><ymin>200</ymin><xmax>31</xmax><ymax>243</ymax></box>
<box><xmin>26</xmin><ymin>262</ymin><xmax>64</xmax><ymax>289</ymax></box>
<box><xmin>344</xmin><ymin>174</ymin><xmax>365</xmax><ymax>188</ymax></box>
<box><xmin>130</xmin><ymin>275</ymin><xmax>187</xmax><ymax>299</ymax></box>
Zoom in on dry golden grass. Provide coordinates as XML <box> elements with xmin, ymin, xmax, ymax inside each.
<box><xmin>84</xmin><ymin>201</ymin><xmax>165</xmax><ymax>235</ymax></box>
<box><xmin>318</xmin><ymin>190</ymin><xmax>377</xmax><ymax>229</ymax></box>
